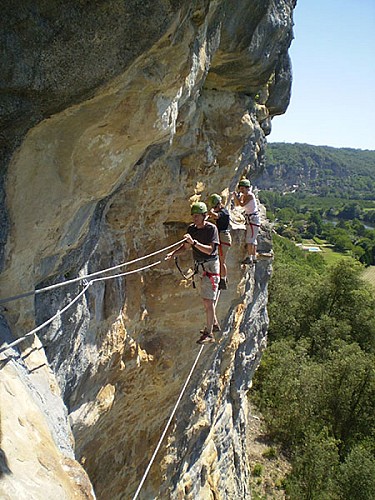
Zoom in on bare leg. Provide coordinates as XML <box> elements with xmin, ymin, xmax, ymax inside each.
<box><xmin>203</xmin><ymin>298</ymin><xmax>216</xmax><ymax>334</ymax></box>
<box><xmin>220</xmin><ymin>259</ymin><xmax>228</xmax><ymax>278</ymax></box>
<box><xmin>248</xmin><ymin>243</ymin><xmax>256</xmax><ymax>257</ymax></box>
<box><xmin>214</xmin><ymin>290</ymin><xmax>221</xmax><ymax>310</ymax></box>
<box><xmin>219</xmin><ymin>257</ymin><xmax>224</xmax><ymax>277</ymax></box>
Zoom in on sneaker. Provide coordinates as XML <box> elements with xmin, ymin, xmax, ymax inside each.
<box><xmin>241</xmin><ymin>256</ymin><xmax>253</xmax><ymax>265</ymax></box>
<box><xmin>196</xmin><ymin>330</ymin><xmax>215</xmax><ymax>344</ymax></box>
<box><xmin>219</xmin><ymin>278</ymin><xmax>228</xmax><ymax>290</ymax></box>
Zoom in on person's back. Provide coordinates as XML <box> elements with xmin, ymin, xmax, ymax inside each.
<box><xmin>215</xmin><ymin>207</ymin><xmax>230</xmax><ymax>232</ymax></box>
<box><xmin>207</xmin><ymin>193</ymin><xmax>232</xmax><ymax>290</ymax></box>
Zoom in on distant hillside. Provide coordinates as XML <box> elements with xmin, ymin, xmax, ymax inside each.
<box><xmin>256</xmin><ymin>143</ymin><xmax>375</xmax><ymax>200</ymax></box>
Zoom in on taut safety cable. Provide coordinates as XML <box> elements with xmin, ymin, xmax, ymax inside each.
<box><xmin>0</xmin><ymin>259</ymin><xmax>162</xmax><ymax>355</ymax></box>
<box><xmin>132</xmin><ymin>344</ymin><xmax>205</xmax><ymax>500</ymax></box>
<box><xmin>0</xmin><ymin>239</ymin><xmax>186</xmax><ymax>305</ymax></box>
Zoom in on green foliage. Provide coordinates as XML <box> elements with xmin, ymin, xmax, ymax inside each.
<box><xmin>323</xmin><ymin>345</ymin><xmax>375</xmax><ymax>456</ymax></box>
<box><xmin>252</xmin><ymin>463</ymin><xmax>263</xmax><ymax>477</ymax></box>
<box><xmin>252</xmin><ymin>238</ymin><xmax>375</xmax><ymax>497</ymax></box>
<box><xmin>269</xmin><ymin>238</ymin><xmax>375</xmax><ymax>347</ymax></box>
<box><xmin>260</xmin><ymin>143</ymin><xmax>375</xmax><ymax>201</ymax></box>
<box><xmin>337</xmin><ymin>444</ymin><xmax>375</xmax><ymax>499</ymax></box>
<box><xmin>262</xmin><ymin>446</ymin><xmax>277</xmax><ymax>459</ymax></box>
<box><xmin>254</xmin><ymin>340</ymin><xmax>319</xmax><ymax>446</ymax></box>
<box><xmin>285</xmin><ymin>430</ymin><xmax>339</xmax><ymax>500</ymax></box>
<box><xmin>257</xmin><ymin>143</ymin><xmax>375</xmax><ymax>264</ymax></box>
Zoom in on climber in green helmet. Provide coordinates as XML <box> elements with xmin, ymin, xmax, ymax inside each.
<box><xmin>165</xmin><ymin>201</ymin><xmax>220</xmax><ymax>344</ymax></box>
<box><xmin>190</xmin><ymin>201</ymin><xmax>207</xmax><ymax>214</ymax></box>
<box><xmin>207</xmin><ymin>193</ymin><xmax>231</xmax><ymax>290</ymax></box>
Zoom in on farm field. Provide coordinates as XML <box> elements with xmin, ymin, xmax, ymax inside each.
<box><xmin>300</xmin><ymin>239</ymin><xmax>351</xmax><ymax>266</ymax></box>
<box><xmin>362</xmin><ymin>265</ymin><xmax>375</xmax><ymax>289</ymax></box>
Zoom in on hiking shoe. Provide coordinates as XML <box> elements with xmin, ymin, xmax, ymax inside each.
<box><xmin>241</xmin><ymin>256</ymin><xmax>253</xmax><ymax>265</ymax></box>
<box><xmin>196</xmin><ymin>331</ymin><xmax>215</xmax><ymax>344</ymax></box>
<box><xmin>219</xmin><ymin>278</ymin><xmax>228</xmax><ymax>290</ymax></box>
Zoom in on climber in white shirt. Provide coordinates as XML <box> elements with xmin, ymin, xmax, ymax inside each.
<box><xmin>232</xmin><ymin>179</ymin><xmax>260</xmax><ymax>265</ymax></box>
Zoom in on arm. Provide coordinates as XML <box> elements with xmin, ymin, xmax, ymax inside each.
<box><xmin>236</xmin><ymin>192</ymin><xmax>253</xmax><ymax>207</ymax></box>
<box><xmin>232</xmin><ymin>191</ymin><xmax>242</xmax><ymax>207</ymax></box>
<box><xmin>184</xmin><ymin>233</ymin><xmax>216</xmax><ymax>256</ymax></box>
<box><xmin>208</xmin><ymin>209</ymin><xmax>219</xmax><ymax>220</ymax></box>
<box><xmin>164</xmin><ymin>241</ymin><xmax>189</xmax><ymax>260</ymax></box>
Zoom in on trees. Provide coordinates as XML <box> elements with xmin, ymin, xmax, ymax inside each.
<box><xmin>339</xmin><ymin>202</ymin><xmax>362</xmax><ymax>220</ymax></box>
<box><xmin>338</xmin><ymin>445</ymin><xmax>375</xmax><ymax>499</ymax></box>
<box><xmin>252</xmin><ymin>241</ymin><xmax>375</xmax><ymax>497</ymax></box>
<box><xmin>286</xmin><ymin>430</ymin><xmax>339</xmax><ymax>500</ymax></box>
<box><xmin>253</xmin><ymin>144</ymin><xmax>375</xmax><ymax>494</ymax></box>
<box><xmin>257</xmin><ymin>143</ymin><xmax>375</xmax><ymax>266</ymax></box>
<box><xmin>261</xmin><ymin>143</ymin><xmax>375</xmax><ymax>201</ymax></box>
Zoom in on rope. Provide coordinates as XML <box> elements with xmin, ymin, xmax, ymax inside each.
<box><xmin>0</xmin><ymin>259</ymin><xmax>162</xmax><ymax>355</ymax></box>
<box><xmin>0</xmin><ymin>239</ymin><xmax>186</xmax><ymax>305</ymax></box>
<box><xmin>132</xmin><ymin>344</ymin><xmax>205</xmax><ymax>500</ymax></box>
<box><xmin>0</xmin><ymin>282</ymin><xmax>92</xmax><ymax>355</ymax></box>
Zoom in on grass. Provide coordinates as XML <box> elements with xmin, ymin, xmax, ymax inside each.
<box><xmin>320</xmin><ymin>246</ymin><xmax>352</xmax><ymax>266</ymax></box>
<box><xmin>313</xmin><ymin>236</ymin><xmax>326</xmax><ymax>245</ymax></box>
<box><xmin>300</xmin><ymin>238</ymin><xmax>350</xmax><ymax>266</ymax></box>
<box><xmin>362</xmin><ymin>266</ymin><xmax>375</xmax><ymax>289</ymax></box>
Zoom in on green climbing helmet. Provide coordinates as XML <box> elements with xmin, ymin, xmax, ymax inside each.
<box><xmin>208</xmin><ymin>193</ymin><xmax>222</xmax><ymax>208</ymax></box>
<box><xmin>238</xmin><ymin>178</ymin><xmax>251</xmax><ymax>187</ymax></box>
<box><xmin>191</xmin><ymin>201</ymin><xmax>208</xmax><ymax>215</ymax></box>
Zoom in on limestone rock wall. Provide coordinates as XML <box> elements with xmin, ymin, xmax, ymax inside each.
<box><xmin>0</xmin><ymin>1</ymin><xmax>295</xmax><ymax>498</ymax></box>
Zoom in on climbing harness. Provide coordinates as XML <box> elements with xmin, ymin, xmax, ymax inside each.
<box><xmin>174</xmin><ymin>257</ymin><xmax>219</xmax><ymax>291</ymax></box>
<box><xmin>244</xmin><ymin>212</ymin><xmax>261</xmax><ymax>239</ymax></box>
<box><xmin>218</xmin><ymin>229</ymin><xmax>232</xmax><ymax>259</ymax></box>
<box><xmin>174</xmin><ymin>257</ymin><xmax>196</xmax><ymax>281</ymax></box>
<box><xmin>200</xmin><ymin>262</ymin><xmax>220</xmax><ymax>291</ymax></box>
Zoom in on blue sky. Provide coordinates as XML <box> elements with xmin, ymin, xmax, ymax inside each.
<box><xmin>270</xmin><ymin>0</ymin><xmax>375</xmax><ymax>150</ymax></box>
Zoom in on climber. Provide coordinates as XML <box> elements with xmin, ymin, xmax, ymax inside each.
<box><xmin>165</xmin><ymin>201</ymin><xmax>220</xmax><ymax>344</ymax></box>
<box><xmin>207</xmin><ymin>193</ymin><xmax>231</xmax><ymax>290</ymax></box>
<box><xmin>231</xmin><ymin>179</ymin><xmax>260</xmax><ymax>265</ymax></box>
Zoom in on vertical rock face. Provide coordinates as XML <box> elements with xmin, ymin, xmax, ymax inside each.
<box><xmin>0</xmin><ymin>1</ymin><xmax>295</xmax><ymax>498</ymax></box>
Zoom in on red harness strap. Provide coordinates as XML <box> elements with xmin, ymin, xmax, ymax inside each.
<box><xmin>218</xmin><ymin>241</ymin><xmax>231</xmax><ymax>258</ymax></box>
<box><xmin>248</xmin><ymin>222</ymin><xmax>261</xmax><ymax>238</ymax></box>
<box><xmin>202</xmin><ymin>270</ymin><xmax>220</xmax><ymax>290</ymax></box>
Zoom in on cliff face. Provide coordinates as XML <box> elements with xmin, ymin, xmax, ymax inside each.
<box><xmin>0</xmin><ymin>1</ymin><xmax>295</xmax><ymax>498</ymax></box>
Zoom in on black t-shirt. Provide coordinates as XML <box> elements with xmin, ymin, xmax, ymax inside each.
<box><xmin>216</xmin><ymin>208</ymin><xmax>230</xmax><ymax>232</ymax></box>
<box><xmin>187</xmin><ymin>222</ymin><xmax>219</xmax><ymax>262</ymax></box>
